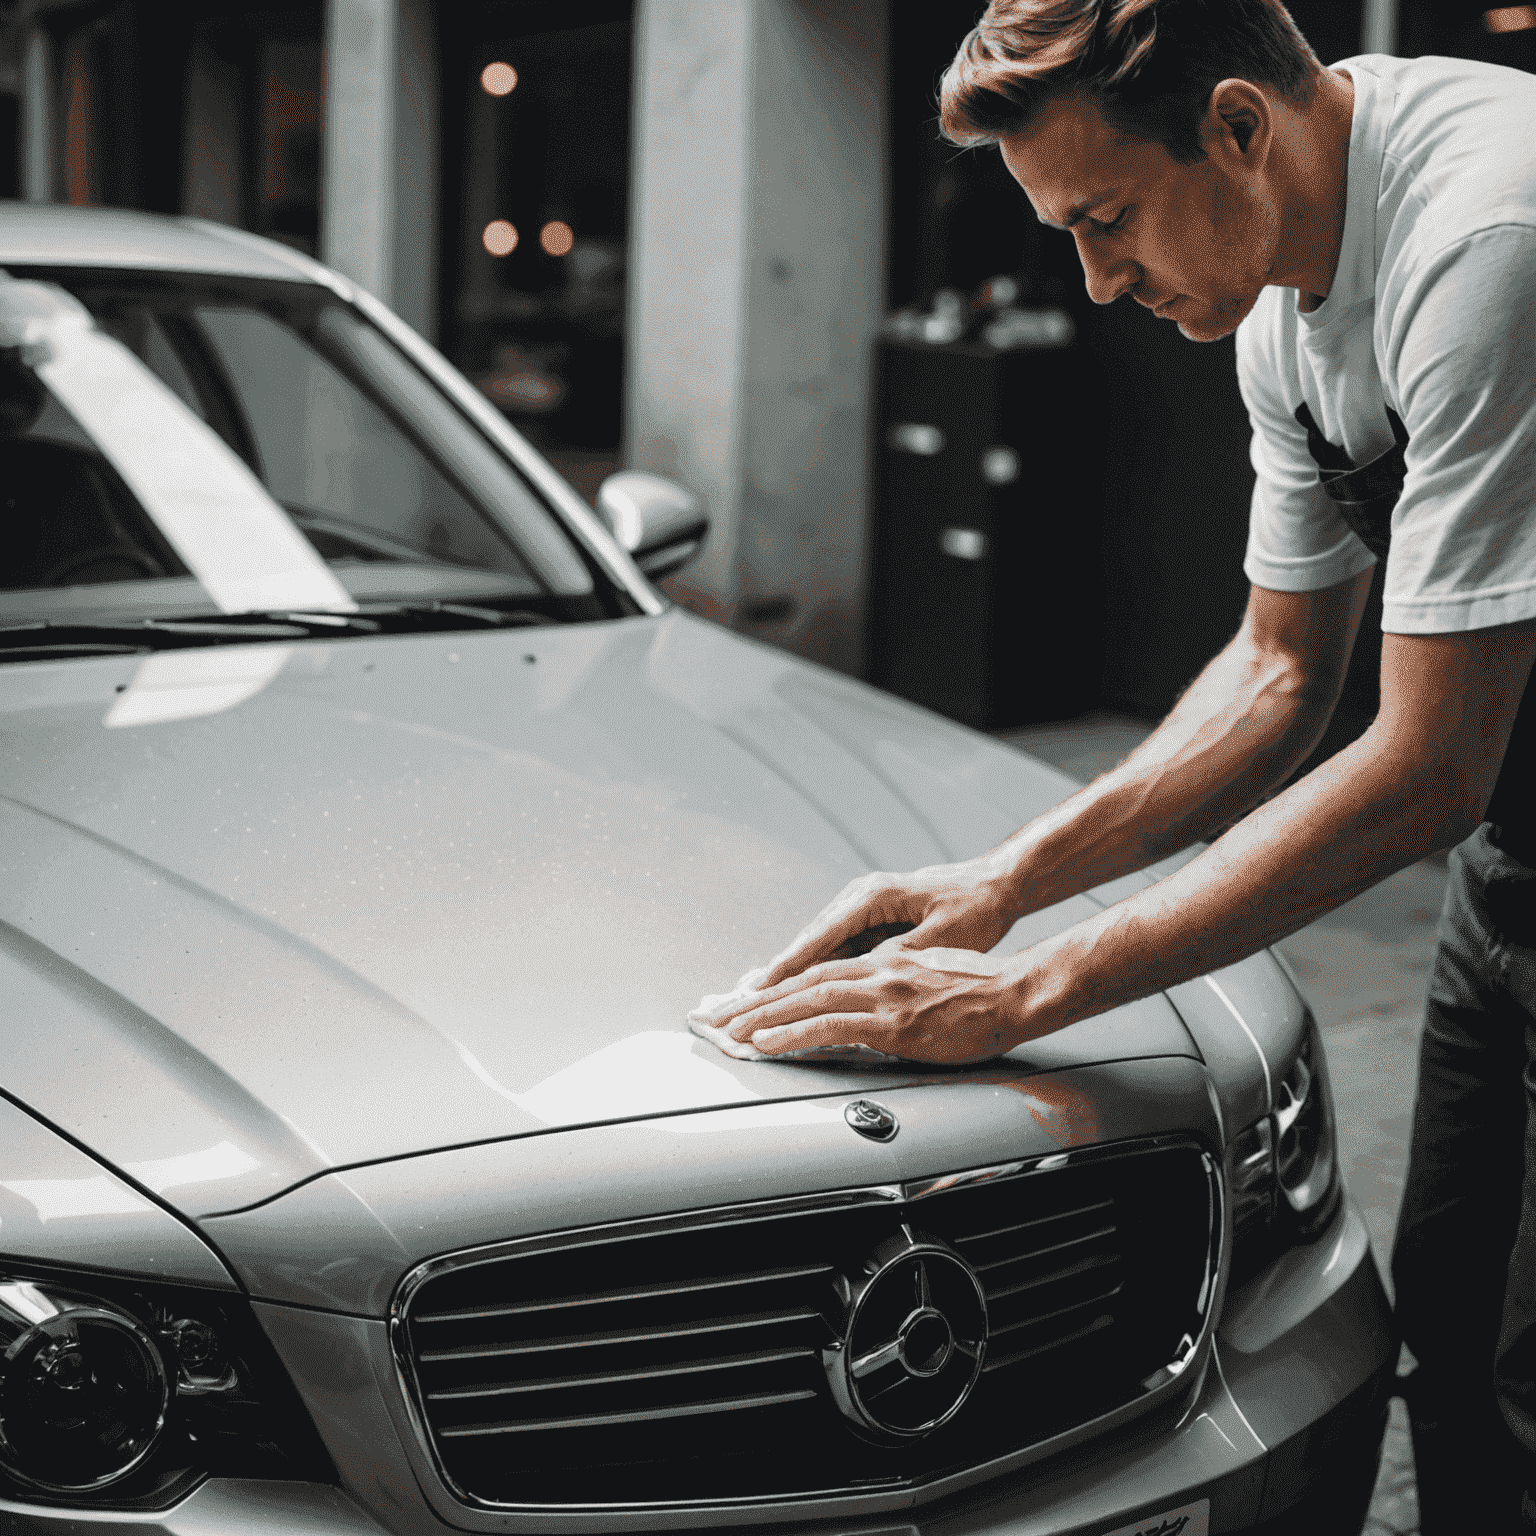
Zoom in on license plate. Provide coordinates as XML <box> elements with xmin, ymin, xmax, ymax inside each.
<box><xmin>1099</xmin><ymin>1499</ymin><xmax>1210</xmax><ymax>1536</ymax></box>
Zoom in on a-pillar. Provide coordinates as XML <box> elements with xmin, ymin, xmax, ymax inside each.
<box><xmin>321</xmin><ymin>0</ymin><xmax>440</xmax><ymax>340</ymax></box>
<box><xmin>625</xmin><ymin>0</ymin><xmax>888</xmax><ymax>677</ymax></box>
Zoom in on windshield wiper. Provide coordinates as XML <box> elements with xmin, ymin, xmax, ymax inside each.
<box><xmin>223</xmin><ymin>602</ymin><xmax>554</xmax><ymax>631</ymax></box>
<box><xmin>372</xmin><ymin>601</ymin><xmax>554</xmax><ymax>627</ymax></box>
<box><xmin>0</xmin><ymin>619</ymin><xmax>320</xmax><ymax>661</ymax></box>
<box><xmin>0</xmin><ymin>640</ymin><xmax>158</xmax><ymax>662</ymax></box>
<box><xmin>0</xmin><ymin>604</ymin><xmax>557</xmax><ymax>663</ymax></box>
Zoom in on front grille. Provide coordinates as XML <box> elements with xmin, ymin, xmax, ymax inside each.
<box><xmin>397</xmin><ymin>1140</ymin><xmax>1216</xmax><ymax>1510</ymax></box>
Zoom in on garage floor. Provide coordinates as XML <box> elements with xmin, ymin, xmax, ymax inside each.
<box><xmin>995</xmin><ymin>712</ymin><xmax>1430</xmax><ymax>1536</ymax></box>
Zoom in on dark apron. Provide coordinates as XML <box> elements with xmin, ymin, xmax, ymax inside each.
<box><xmin>1296</xmin><ymin>402</ymin><xmax>1535</xmax><ymax>864</ymax></box>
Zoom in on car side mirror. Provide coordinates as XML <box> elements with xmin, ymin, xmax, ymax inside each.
<box><xmin>596</xmin><ymin>471</ymin><xmax>708</xmax><ymax>579</ymax></box>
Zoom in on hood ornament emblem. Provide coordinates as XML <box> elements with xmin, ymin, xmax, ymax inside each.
<box><xmin>845</xmin><ymin>1099</ymin><xmax>898</xmax><ymax>1141</ymax></box>
<box><xmin>823</xmin><ymin>1226</ymin><xmax>987</xmax><ymax>1440</ymax></box>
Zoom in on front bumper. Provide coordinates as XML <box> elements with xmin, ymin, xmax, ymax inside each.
<box><xmin>0</xmin><ymin>1194</ymin><xmax>1394</xmax><ymax>1536</ymax></box>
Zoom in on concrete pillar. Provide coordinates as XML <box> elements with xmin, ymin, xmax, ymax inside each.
<box><xmin>321</xmin><ymin>0</ymin><xmax>439</xmax><ymax>340</ymax></box>
<box><xmin>181</xmin><ymin>32</ymin><xmax>244</xmax><ymax>226</ymax></box>
<box><xmin>20</xmin><ymin>25</ymin><xmax>56</xmax><ymax>203</ymax></box>
<box><xmin>625</xmin><ymin>0</ymin><xmax>888</xmax><ymax>677</ymax></box>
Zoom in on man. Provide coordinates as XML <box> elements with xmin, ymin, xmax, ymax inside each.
<box><xmin>698</xmin><ymin>0</ymin><xmax>1536</xmax><ymax>1527</ymax></box>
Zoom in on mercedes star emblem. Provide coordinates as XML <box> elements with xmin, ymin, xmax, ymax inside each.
<box><xmin>823</xmin><ymin>1226</ymin><xmax>987</xmax><ymax>1439</ymax></box>
<box><xmin>845</xmin><ymin>1099</ymin><xmax>898</xmax><ymax>1141</ymax></box>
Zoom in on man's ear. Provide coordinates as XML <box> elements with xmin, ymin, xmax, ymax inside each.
<box><xmin>1204</xmin><ymin>78</ymin><xmax>1273</xmax><ymax>168</ymax></box>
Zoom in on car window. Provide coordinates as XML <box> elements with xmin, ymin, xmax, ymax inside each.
<box><xmin>1</xmin><ymin>358</ymin><xmax>188</xmax><ymax>594</ymax></box>
<box><xmin>94</xmin><ymin>306</ymin><xmax>207</xmax><ymax>422</ymax></box>
<box><xmin>2</xmin><ymin>269</ymin><xmax>610</xmax><ymax>627</ymax></box>
<box><xmin>196</xmin><ymin>305</ymin><xmax>547</xmax><ymax>583</ymax></box>
<box><xmin>311</xmin><ymin>310</ymin><xmax>595</xmax><ymax>597</ymax></box>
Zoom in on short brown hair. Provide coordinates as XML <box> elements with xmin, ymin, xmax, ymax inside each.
<box><xmin>940</xmin><ymin>0</ymin><xmax>1320</xmax><ymax>164</ymax></box>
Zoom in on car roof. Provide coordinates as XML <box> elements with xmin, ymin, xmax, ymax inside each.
<box><xmin>0</xmin><ymin>202</ymin><xmax>328</xmax><ymax>284</ymax></box>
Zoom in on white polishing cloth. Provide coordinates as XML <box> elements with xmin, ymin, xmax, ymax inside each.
<box><xmin>688</xmin><ymin>967</ymin><xmax>905</xmax><ymax>1065</ymax></box>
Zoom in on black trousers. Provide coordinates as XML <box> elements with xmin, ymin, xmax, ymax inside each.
<box><xmin>1393</xmin><ymin>825</ymin><xmax>1536</xmax><ymax>1534</ymax></box>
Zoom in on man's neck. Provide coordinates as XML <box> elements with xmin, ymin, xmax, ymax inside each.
<box><xmin>1268</xmin><ymin>67</ymin><xmax>1357</xmax><ymax>307</ymax></box>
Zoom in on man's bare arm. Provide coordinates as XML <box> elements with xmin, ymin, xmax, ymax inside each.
<box><xmin>715</xmin><ymin>617</ymin><xmax>1535</xmax><ymax>1059</ymax></box>
<box><xmin>755</xmin><ymin>571</ymin><xmax>1374</xmax><ymax>985</ymax></box>
<box><xmin>1009</xmin><ymin>617</ymin><xmax>1536</xmax><ymax>1036</ymax></box>
<box><xmin>989</xmin><ymin>568</ymin><xmax>1377</xmax><ymax>913</ymax></box>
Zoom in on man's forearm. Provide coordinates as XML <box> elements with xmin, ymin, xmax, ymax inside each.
<box><xmin>1003</xmin><ymin>715</ymin><xmax>1469</xmax><ymax>1042</ymax></box>
<box><xmin>987</xmin><ymin>620</ymin><xmax>1345</xmax><ymax>919</ymax></box>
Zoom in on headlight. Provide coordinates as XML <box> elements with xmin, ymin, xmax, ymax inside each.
<box><xmin>1226</xmin><ymin>1017</ymin><xmax>1341</xmax><ymax>1283</ymax></box>
<box><xmin>0</xmin><ymin>1281</ymin><xmax>169</xmax><ymax>1493</ymax></box>
<box><xmin>0</xmin><ymin>1267</ymin><xmax>332</xmax><ymax>1509</ymax></box>
<box><xmin>1275</xmin><ymin>1023</ymin><xmax>1338</xmax><ymax>1224</ymax></box>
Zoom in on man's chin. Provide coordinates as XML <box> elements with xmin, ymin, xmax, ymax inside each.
<box><xmin>1175</xmin><ymin>316</ymin><xmax>1236</xmax><ymax>342</ymax></box>
<box><xmin>1174</xmin><ymin>292</ymin><xmax>1259</xmax><ymax>343</ymax></box>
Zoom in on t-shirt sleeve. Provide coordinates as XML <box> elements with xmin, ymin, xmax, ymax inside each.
<box><xmin>1379</xmin><ymin>224</ymin><xmax>1536</xmax><ymax>634</ymax></box>
<box><xmin>1237</xmin><ymin>304</ymin><xmax>1378</xmax><ymax>595</ymax></box>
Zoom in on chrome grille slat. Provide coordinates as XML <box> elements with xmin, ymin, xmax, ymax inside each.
<box><xmin>439</xmin><ymin>1388</ymin><xmax>822</xmax><ymax>1438</ymax></box>
<box><xmin>398</xmin><ymin>1139</ymin><xmax>1220</xmax><ymax>1511</ymax></box>
<box><xmin>953</xmin><ymin>1198</ymin><xmax>1115</xmax><ymax>1246</ymax></box>
<box><xmin>986</xmin><ymin>1282</ymin><xmax>1124</xmax><ymax>1338</ymax></box>
<box><xmin>427</xmin><ymin>1346</ymin><xmax>817</xmax><ymax>1401</ymax></box>
<box><xmin>413</xmin><ymin>1263</ymin><xmax>835</xmax><ymax>1325</ymax></box>
<box><xmin>983</xmin><ymin>1312</ymin><xmax>1117</xmax><ymax>1373</ymax></box>
<box><xmin>418</xmin><ymin>1306</ymin><xmax>821</xmax><ymax>1363</ymax></box>
<box><xmin>982</xmin><ymin>1249</ymin><xmax>1120</xmax><ymax>1303</ymax></box>
<box><xmin>972</xmin><ymin>1224</ymin><xmax>1117</xmax><ymax>1274</ymax></box>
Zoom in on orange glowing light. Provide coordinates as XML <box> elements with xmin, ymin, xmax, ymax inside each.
<box><xmin>540</xmin><ymin>220</ymin><xmax>575</xmax><ymax>257</ymax></box>
<box><xmin>481</xmin><ymin>62</ymin><xmax>518</xmax><ymax>96</ymax></box>
<box><xmin>482</xmin><ymin>220</ymin><xmax>518</xmax><ymax>257</ymax></box>
<box><xmin>1485</xmin><ymin>5</ymin><xmax>1536</xmax><ymax>29</ymax></box>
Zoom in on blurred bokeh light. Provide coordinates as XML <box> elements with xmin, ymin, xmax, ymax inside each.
<box><xmin>482</xmin><ymin>219</ymin><xmax>518</xmax><ymax>256</ymax></box>
<box><xmin>540</xmin><ymin>220</ymin><xmax>575</xmax><ymax>256</ymax></box>
<box><xmin>480</xmin><ymin>62</ymin><xmax>519</xmax><ymax>96</ymax></box>
<box><xmin>1485</xmin><ymin>6</ymin><xmax>1536</xmax><ymax>30</ymax></box>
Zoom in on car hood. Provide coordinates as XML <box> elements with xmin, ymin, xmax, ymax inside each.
<box><xmin>0</xmin><ymin>611</ymin><xmax>1199</xmax><ymax>1217</ymax></box>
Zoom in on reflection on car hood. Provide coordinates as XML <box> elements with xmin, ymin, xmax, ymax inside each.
<box><xmin>0</xmin><ymin>611</ymin><xmax>1197</xmax><ymax>1217</ymax></box>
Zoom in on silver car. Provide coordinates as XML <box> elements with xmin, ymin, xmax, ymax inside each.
<box><xmin>0</xmin><ymin>205</ymin><xmax>1393</xmax><ymax>1536</ymax></box>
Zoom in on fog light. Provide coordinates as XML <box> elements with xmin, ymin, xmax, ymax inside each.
<box><xmin>0</xmin><ymin>1280</ymin><xmax>169</xmax><ymax>1493</ymax></box>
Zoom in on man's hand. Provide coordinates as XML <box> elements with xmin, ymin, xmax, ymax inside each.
<box><xmin>757</xmin><ymin>860</ymin><xmax>1022</xmax><ymax>987</ymax></box>
<box><xmin>699</xmin><ymin>947</ymin><xmax>1029</xmax><ymax>1062</ymax></box>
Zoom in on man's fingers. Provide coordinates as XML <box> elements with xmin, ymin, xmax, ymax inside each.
<box><xmin>724</xmin><ymin>975</ymin><xmax>876</xmax><ymax>1041</ymax></box>
<box><xmin>761</xmin><ymin>908</ymin><xmax>881</xmax><ymax>987</ymax></box>
<box><xmin>749</xmin><ymin>1012</ymin><xmax>884</xmax><ymax>1056</ymax></box>
<box><xmin>693</xmin><ymin>956</ymin><xmax>871</xmax><ymax>1030</ymax></box>
<box><xmin>760</xmin><ymin>943</ymin><xmax>838</xmax><ymax>990</ymax></box>
<box><xmin>882</xmin><ymin>913</ymin><xmax>955</xmax><ymax>953</ymax></box>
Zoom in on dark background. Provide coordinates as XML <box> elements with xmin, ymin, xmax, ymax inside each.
<box><xmin>437</xmin><ymin>1</ymin><xmax>633</xmax><ymax>459</ymax></box>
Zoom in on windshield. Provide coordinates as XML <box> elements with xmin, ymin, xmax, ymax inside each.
<box><xmin>1</xmin><ymin>268</ymin><xmax>617</xmax><ymax>629</ymax></box>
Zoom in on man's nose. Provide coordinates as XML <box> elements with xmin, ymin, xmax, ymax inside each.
<box><xmin>1075</xmin><ymin>239</ymin><xmax>1139</xmax><ymax>306</ymax></box>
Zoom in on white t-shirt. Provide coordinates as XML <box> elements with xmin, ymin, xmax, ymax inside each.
<box><xmin>1237</xmin><ymin>54</ymin><xmax>1536</xmax><ymax>635</ymax></box>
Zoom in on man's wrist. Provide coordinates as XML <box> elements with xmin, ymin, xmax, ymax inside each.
<box><xmin>977</xmin><ymin>837</ymin><xmax>1044</xmax><ymax>919</ymax></box>
<box><xmin>995</xmin><ymin>910</ymin><xmax>1120</xmax><ymax>1049</ymax></box>
<box><xmin>989</xmin><ymin>952</ymin><xmax>1063</xmax><ymax>1053</ymax></box>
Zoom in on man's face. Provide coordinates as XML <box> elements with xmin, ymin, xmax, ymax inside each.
<box><xmin>1000</xmin><ymin>91</ymin><xmax>1280</xmax><ymax>342</ymax></box>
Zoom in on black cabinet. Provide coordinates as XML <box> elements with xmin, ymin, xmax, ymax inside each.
<box><xmin>868</xmin><ymin>336</ymin><xmax>1101</xmax><ymax>728</ymax></box>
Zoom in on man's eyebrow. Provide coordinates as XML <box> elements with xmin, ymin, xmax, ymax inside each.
<box><xmin>1038</xmin><ymin>194</ymin><xmax>1117</xmax><ymax>230</ymax></box>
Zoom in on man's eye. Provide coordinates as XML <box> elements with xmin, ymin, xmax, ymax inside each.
<box><xmin>1096</xmin><ymin>208</ymin><xmax>1130</xmax><ymax>234</ymax></box>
